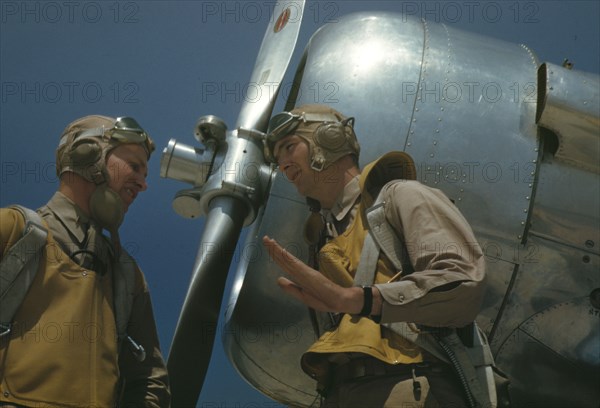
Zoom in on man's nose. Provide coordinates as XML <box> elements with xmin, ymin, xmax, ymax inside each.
<box><xmin>137</xmin><ymin>174</ymin><xmax>148</xmax><ymax>191</ymax></box>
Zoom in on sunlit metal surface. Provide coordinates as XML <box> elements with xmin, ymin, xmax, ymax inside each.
<box><xmin>224</xmin><ymin>190</ymin><xmax>318</xmax><ymax>406</ymax></box>
<box><xmin>160</xmin><ymin>139</ymin><xmax>214</xmax><ymax>187</ymax></box>
<box><xmin>537</xmin><ymin>62</ymin><xmax>600</xmax><ymax>173</ymax></box>
<box><xmin>494</xmin><ymin>238</ymin><xmax>600</xmax><ymax>406</ymax></box>
<box><xmin>236</xmin><ymin>2</ymin><xmax>306</xmax><ymax>131</ymax></box>
<box><xmin>223</xmin><ymin>10</ymin><xmax>600</xmax><ymax>407</ymax></box>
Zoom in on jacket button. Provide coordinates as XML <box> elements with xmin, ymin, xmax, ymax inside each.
<box><xmin>3</xmin><ymin>391</ymin><xmax>9</xmax><ymax>397</ymax></box>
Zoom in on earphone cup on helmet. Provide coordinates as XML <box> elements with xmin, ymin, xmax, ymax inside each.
<box><xmin>89</xmin><ymin>184</ymin><xmax>125</xmax><ymax>231</ymax></box>
<box><xmin>69</xmin><ymin>140</ymin><xmax>102</xmax><ymax>168</ymax></box>
<box><xmin>314</xmin><ymin>122</ymin><xmax>347</xmax><ymax>151</ymax></box>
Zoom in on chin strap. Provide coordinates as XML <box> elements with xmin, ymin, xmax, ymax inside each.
<box><xmin>89</xmin><ymin>183</ymin><xmax>125</xmax><ymax>256</ymax></box>
<box><xmin>108</xmin><ymin>228</ymin><xmax>122</xmax><ymax>259</ymax></box>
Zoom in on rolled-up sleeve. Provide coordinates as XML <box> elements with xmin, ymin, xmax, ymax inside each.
<box><xmin>373</xmin><ymin>180</ymin><xmax>486</xmax><ymax>328</ymax></box>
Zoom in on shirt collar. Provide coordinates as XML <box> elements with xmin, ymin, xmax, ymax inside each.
<box><xmin>324</xmin><ymin>175</ymin><xmax>361</xmax><ymax>222</ymax></box>
<box><xmin>45</xmin><ymin>191</ymin><xmax>91</xmax><ymax>244</ymax></box>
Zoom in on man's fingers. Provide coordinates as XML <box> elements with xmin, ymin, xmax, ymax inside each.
<box><xmin>277</xmin><ymin>277</ymin><xmax>330</xmax><ymax>312</ymax></box>
<box><xmin>276</xmin><ymin>276</ymin><xmax>298</xmax><ymax>290</ymax></box>
<box><xmin>263</xmin><ymin>236</ymin><xmax>300</xmax><ymax>267</ymax></box>
<box><xmin>263</xmin><ymin>236</ymin><xmax>312</xmax><ymax>281</ymax></box>
<box><xmin>265</xmin><ymin>236</ymin><xmax>340</xmax><ymax>311</ymax></box>
<box><xmin>277</xmin><ymin>277</ymin><xmax>308</xmax><ymax>304</ymax></box>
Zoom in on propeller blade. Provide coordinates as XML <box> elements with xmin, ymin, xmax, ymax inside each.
<box><xmin>168</xmin><ymin>197</ymin><xmax>247</xmax><ymax>406</ymax></box>
<box><xmin>236</xmin><ymin>0</ymin><xmax>306</xmax><ymax>131</ymax></box>
<box><xmin>167</xmin><ymin>1</ymin><xmax>306</xmax><ymax>406</ymax></box>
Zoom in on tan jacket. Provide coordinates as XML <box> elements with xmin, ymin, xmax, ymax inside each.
<box><xmin>301</xmin><ymin>153</ymin><xmax>486</xmax><ymax>378</ymax></box>
<box><xmin>0</xmin><ymin>195</ymin><xmax>170</xmax><ymax>407</ymax></box>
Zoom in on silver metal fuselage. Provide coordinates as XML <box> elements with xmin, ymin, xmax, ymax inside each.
<box><xmin>221</xmin><ymin>12</ymin><xmax>599</xmax><ymax>407</ymax></box>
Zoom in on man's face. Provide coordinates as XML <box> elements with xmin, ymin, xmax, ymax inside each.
<box><xmin>106</xmin><ymin>144</ymin><xmax>148</xmax><ymax>212</ymax></box>
<box><xmin>273</xmin><ymin>134</ymin><xmax>318</xmax><ymax>197</ymax></box>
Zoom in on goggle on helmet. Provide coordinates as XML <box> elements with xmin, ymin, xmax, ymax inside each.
<box><xmin>57</xmin><ymin>116</ymin><xmax>155</xmax><ymax>184</ymax></box>
<box><xmin>265</xmin><ymin>109</ymin><xmax>360</xmax><ymax>171</ymax></box>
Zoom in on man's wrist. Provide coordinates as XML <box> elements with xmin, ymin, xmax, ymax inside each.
<box><xmin>347</xmin><ymin>286</ymin><xmax>365</xmax><ymax>315</ymax></box>
<box><xmin>371</xmin><ymin>286</ymin><xmax>383</xmax><ymax>322</ymax></box>
<box><xmin>359</xmin><ymin>286</ymin><xmax>373</xmax><ymax>316</ymax></box>
<box><xmin>352</xmin><ymin>285</ymin><xmax>383</xmax><ymax>320</ymax></box>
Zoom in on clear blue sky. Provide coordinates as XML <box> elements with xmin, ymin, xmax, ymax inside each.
<box><xmin>1</xmin><ymin>1</ymin><xmax>598</xmax><ymax>406</ymax></box>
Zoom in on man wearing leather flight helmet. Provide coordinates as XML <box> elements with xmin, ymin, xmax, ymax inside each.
<box><xmin>265</xmin><ymin>104</ymin><xmax>360</xmax><ymax>172</ymax></box>
<box><xmin>0</xmin><ymin>115</ymin><xmax>170</xmax><ymax>407</ymax></box>
<box><xmin>55</xmin><ymin>115</ymin><xmax>155</xmax><ymax>249</ymax></box>
<box><xmin>263</xmin><ymin>104</ymin><xmax>488</xmax><ymax>407</ymax></box>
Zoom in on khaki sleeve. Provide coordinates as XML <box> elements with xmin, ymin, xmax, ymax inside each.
<box><xmin>373</xmin><ymin>181</ymin><xmax>486</xmax><ymax>328</ymax></box>
<box><xmin>118</xmin><ymin>265</ymin><xmax>171</xmax><ymax>408</ymax></box>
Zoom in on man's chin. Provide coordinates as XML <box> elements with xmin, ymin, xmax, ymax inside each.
<box><xmin>295</xmin><ymin>184</ymin><xmax>309</xmax><ymax>197</ymax></box>
<box><xmin>120</xmin><ymin>197</ymin><xmax>132</xmax><ymax>212</ymax></box>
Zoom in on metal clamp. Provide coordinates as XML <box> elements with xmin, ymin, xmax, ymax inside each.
<box><xmin>126</xmin><ymin>335</ymin><xmax>146</xmax><ymax>362</ymax></box>
<box><xmin>0</xmin><ymin>322</ymin><xmax>12</xmax><ymax>338</ymax></box>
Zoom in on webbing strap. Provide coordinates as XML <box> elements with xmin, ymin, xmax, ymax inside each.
<box><xmin>113</xmin><ymin>250</ymin><xmax>145</xmax><ymax>361</ymax></box>
<box><xmin>354</xmin><ymin>187</ymin><xmax>497</xmax><ymax>407</ymax></box>
<box><xmin>113</xmin><ymin>252</ymin><xmax>133</xmax><ymax>343</ymax></box>
<box><xmin>354</xmin><ymin>197</ymin><xmax>451</xmax><ymax>364</ymax></box>
<box><xmin>354</xmin><ymin>227</ymin><xmax>380</xmax><ymax>287</ymax></box>
<box><xmin>385</xmin><ymin>321</ymin><xmax>451</xmax><ymax>363</ymax></box>
<box><xmin>0</xmin><ymin>205</ymin><xmax>144</xmax><ymax>361</ymax></box>
<box><xmin>355</xmin><ymin>195</ymin><xmax>404</xmax><ymax>286</ymax></box>
<box><xmin>364</xmin><ymin>201</ymin><xmax>404</xmax><ymax>271</ymax></box>
<box><xmin>438</xmin><ymin>329</ymin><xmax>496</xmax><ymax>407</ymax></box>
<box><xmin>0</xmin><ymin>206</ymin><xmax>48</xmax><ymax>329</ymax></box>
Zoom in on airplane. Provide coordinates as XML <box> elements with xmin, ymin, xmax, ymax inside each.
<box><xmin>159</xmin><ymin>0</ymin><xmax>600</xmax><ymax>406</ymax></box>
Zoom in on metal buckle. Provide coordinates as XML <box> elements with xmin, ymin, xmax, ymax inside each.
<box><xmin>126</xmin><ymin>335</ymin><xmax>146</xmax><ymax>362</ymax></box>
<box><xmin>0</xmin><ymin>323</ymin><xmax>12</xmax><ymax>338</ymax></box>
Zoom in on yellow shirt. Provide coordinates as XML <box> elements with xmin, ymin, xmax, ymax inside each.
<box><xmin>0</xmin><ymin>207</ymin><xmax>119</xmax><ymax>407</ymax></box>
<box><xmin>1</xmin><ymin>193</ymin><xmax>170</xmax><ymax>407</ymax></box>
<box><xmin>301</xmin><ymin>153</ymin><xmax>486</xmax><ymax>380</ymax></box>
<box><xmin>302</xmin><ymin>204</ymin><xmax>424</xmax><ymax>375</ymax></box>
